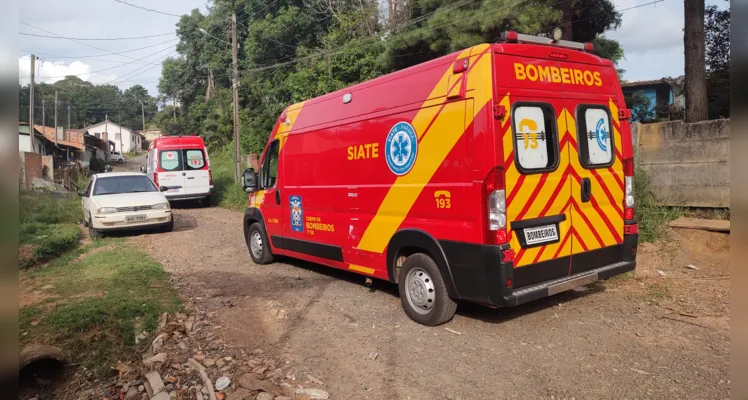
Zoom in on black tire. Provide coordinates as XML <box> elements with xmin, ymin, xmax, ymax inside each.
<box><xmin>82</xmin><ymin>215</ymin><xmax>89</xmax><ymax>227</ymax></box>
<box><xmin>117</xmin><ymin>159</ymin><xmax>124</xmax><ymax>164</ymax></box>
<box><xmin>247</xmin><ymin>222</ymin><xmax>274</xmax><ymax>264</ymax></box>
<box><xmin>398</xmin><ymin>253</ymin><xmax>457</xmax><ymax>326</ymax></box>
<box><xmin>199</xmin><ymin>195</ymin><xmax>212</xmax><ymax>208</ymax></box>
<box><xmin>89</xmin><ymin>224</ymin><xmax>102</xmax><ymax>240</ymax></box>
<box><xmin>161</xmin><ymin>217</ymin><xmax>174</xmax><ymax>233</ymax></box>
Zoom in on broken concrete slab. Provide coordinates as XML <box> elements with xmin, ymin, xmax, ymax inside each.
<box><xmin>145</xmin><ymin>371</ymin><xmax>165</xmax><ymax>395</ymax></box>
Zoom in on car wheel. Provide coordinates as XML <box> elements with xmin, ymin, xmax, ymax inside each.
<box><xmin>89</xmin><ymin>224</ymin><xmax>102</xmax><ymax>240</ymax></box>
<box><xmin>201</xmin><ymin>195</ymin><xmax>212</xmax><ymax>208</ymax></box>
<box><xmin>82</xmin><ymin>215</ymin><xmax>89</xmax><ymax>227</ymax></box>
<box><xmin>247</xmin><ymin>222</ymin><xmax>274</xmax><ymax>264</ymax></box>
<box><xmin>161</xmin><ymin>217</ymin><xmax>174</xmax><ymax>233</ymax></box>
<box><xmin>398</xmin><ymin>253</ymin><xmax>457</xmax><ymax>326</ymax></box>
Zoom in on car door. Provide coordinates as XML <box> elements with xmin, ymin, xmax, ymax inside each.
<box><xmin>182</xmin><ymin>148</ymin><xmax>210</xmax><ymax>195</ymax></box>
<box><xmin>258</xmin><ymin>140</ymin><xmax>284</xmax><ymax>245</ymax></box>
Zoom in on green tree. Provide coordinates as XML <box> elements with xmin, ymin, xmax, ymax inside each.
<box><xmin>624</xmin><ymin>91</ymin><xmax>655</xmax><ymax>123</ymax></box>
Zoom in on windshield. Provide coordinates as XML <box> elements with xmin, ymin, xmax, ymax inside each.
<box><xmin>93</xmin><ymin>175</ymin><xmax>158</xmax><ymax>196</ymax></box>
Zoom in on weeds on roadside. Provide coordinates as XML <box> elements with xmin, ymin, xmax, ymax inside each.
<box><xmin>19</xmin><ymin>240</ymin><xmax>182</xmax><ymax>377</ymax></box>
<box><xmin>19</xmin><ymin>191</ymin><xmax>82</xmax><ymax>267</ymax></box>
<box><xmin>634</xmin><ymin>166</ymin><xmax>681</xmax><ymax>242</ymax></box>
<box><xmin>210</xmin><ymin>148</ymin><xmax>248</xmax><ymax>210</ymax></box>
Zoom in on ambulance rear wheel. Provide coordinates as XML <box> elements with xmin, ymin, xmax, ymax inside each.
<box><xmin>398</xmin><ymin>253</ymin><xmax>457</xmax><ymax>326</ymax></box>
<box><xmin>247</xmin><ymin>222</ymin><xmax>274</xmax><ymax>265</ymax></box>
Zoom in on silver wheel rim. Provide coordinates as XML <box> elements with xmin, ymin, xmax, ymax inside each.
<box><xmin>250</xmin><ymin>231</ymin><xmax>263</xmax><ymax>260</ymax></box>
<box><xmin>405</xmin><ymin>267</ymin><xmax>436</xmax><ymax>315</ymax></box>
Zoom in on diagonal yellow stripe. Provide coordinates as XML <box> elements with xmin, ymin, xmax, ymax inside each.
<box><xmin>357</xmin><ymin>45</ymin><xmax>492</xmax><ymax>253</ymax></box>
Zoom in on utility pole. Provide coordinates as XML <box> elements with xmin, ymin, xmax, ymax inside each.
<box><xmin>29</xmin><ymin>54</ymin><xmax>35</xmax><ymax>151</ymax></box>
<box><xmin>139</xmin><ymin>100</ymin><xmax>145</xmax><ymax>131</ymax></box>
<box><xmin>67</xmin><ymin>104</ymin><xmax>70</xmax><ymax>132</ymax></box>
<box><xmin>54</xmin><ymin>90</ymin><xmax>58</xmax><ymax>145</ymax></box>
<box><xmin>231</xmin><ymin>0</ymin><xmax>241</xmax><ymax>183</ymax></box>
<box><xmin>42</xmin><ymin>98</ymin><xmax>45</xmax><ymax>130</ymax></box>
<box><xmin>118</xmin><ymin>112</ymin><xmax>123</xmax><ymax>153</ymax></box>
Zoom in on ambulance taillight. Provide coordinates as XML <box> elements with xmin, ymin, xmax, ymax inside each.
<box><xmin>483</xmin><ymin>167</ymin><xmax>507</xmax><ymax>244</ymax></box>
<box><xmin>623</xmin><ymin>158</ymin><xmax>635</xmax><ymax>220</ymax></box>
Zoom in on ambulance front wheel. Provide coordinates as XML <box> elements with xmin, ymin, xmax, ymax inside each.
<box><xmin>398</xmin><ymin>253</ymin><xmax>457</xmax><ymax>326</ymax></box>
<box><xmin>247</xmin><ymin>222</ymin><xmax>274</xmax><ymax>265</ymax></box>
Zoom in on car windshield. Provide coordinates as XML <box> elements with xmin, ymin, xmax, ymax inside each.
<box><xmin>93</xmin><ymin>175</ymin><xmax>157</xmax><ymax>196</ymax></box>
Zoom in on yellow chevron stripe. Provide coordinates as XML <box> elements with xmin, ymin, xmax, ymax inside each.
<box><xmin>357</xmin><ymin>45</ymin><xmax>492</xmax><ymax>253</ymax></box>
<box><xmin>275</xmin><ymin>101</ymin><xmax>306</xmax><ymax>151</ymax></box>
<box><xmin>349</xmin><ymin>264</ymin><xmax>375</xmax><ymax>275</ymax></box>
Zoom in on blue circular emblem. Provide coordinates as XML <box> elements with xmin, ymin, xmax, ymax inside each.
<box><xmin>385</xmin><ymin>122</ymin><xmax>418</xmax><ymax>175</ymax></box>
<box><xmin>595</xmin><ymin>118</ymin><xmax>608</xmax><ymax>151</ymax></box>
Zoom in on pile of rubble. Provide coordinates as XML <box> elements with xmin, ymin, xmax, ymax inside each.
<box><xmin>103</xmin><ymin>312</ymin><xmax>330</xmax><ymax>400</ymax></box>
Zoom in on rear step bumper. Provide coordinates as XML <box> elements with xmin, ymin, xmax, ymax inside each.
<box><xmin>504</xmin><ymin>260</ymin><xmax>635</xmax><ymax>307</ymax></box>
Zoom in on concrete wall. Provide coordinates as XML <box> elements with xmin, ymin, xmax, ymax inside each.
<box><xmin>631</xmin><ymin>119</ymin><xmax>730</xmax><ymax>207</ymax></box>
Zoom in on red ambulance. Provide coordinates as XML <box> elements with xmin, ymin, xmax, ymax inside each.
<box><xmin>146</xmin><ymin>136</ymin><xmax>213</xmax><ymax>206</ymax></box>
<box><xmin>242</xmin><ymin>31</ymin><xmax>638</xmax><ymax>326</ymax></box>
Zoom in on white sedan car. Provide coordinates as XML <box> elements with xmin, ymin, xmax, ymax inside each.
<box><xmin>79</xmin><ymin>172</ymin><xmax>173</xmax><ymax>238</ymax></box>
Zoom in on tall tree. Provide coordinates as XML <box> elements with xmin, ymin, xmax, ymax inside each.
<box><xmin>684</xmin><ymin>0</ymin><xmax>708</xmax><ymax>122</ymax></box>
<box><xmin>705</xmin><ymin>2</ymin><xmax>729</xmax><ymax>119</ymax></box>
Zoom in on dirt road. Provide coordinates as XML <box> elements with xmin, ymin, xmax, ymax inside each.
<box><xmin>130</xmin><ymin>207</ymin><xmax>730</xmax><ymax>399</ymax></box>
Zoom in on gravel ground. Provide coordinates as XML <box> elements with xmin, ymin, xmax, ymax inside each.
<box><xmin>128</xmin><ymin>206</ymin><xmax>730</xmax><ymax>400</ymax></box>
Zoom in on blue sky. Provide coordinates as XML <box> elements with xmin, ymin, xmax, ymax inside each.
<box><xmin>17</xmin><ymin>0</ymin><xmax>730</xmax><ymax>94</ymax></box>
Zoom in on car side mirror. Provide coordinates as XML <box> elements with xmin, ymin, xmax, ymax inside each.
<box><xmin>140</xmin><ymin>165</ymin><xmax>146</xmax><ymax>173</ymax></box>
<box><xmin>243</xmin><ymin>168</ymin><xmax>258</xmax><ymax>192</ymax></box>
<box><xmin>160</xmin><ymin>186</ymin><xmax>168</xmax><ymax>192</ymax></box>
<box><xmin>78</xmin><ymin>190</ymin><xmax>87</xmax><ymax>197</ymax></box>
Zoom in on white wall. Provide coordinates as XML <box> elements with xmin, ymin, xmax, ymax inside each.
<box><xmin>19</xmin><ymin>134</ymin><xmax>48</xmax><ymax>155</ymax></box>
<box><xmin>86</xmin><ymin>121</ymin><xmax>137</xmax><ymax>153</ymax></box>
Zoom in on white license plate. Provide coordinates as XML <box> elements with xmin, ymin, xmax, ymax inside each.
<box><xmin>126</xmin><ymin>214</ymin><xmax>147</xmax><ymax>222</ymax></box>
<box><xmin>524</xmin><ymin>224</ymin><xmax>558</xmax><ymax>245</ymax></box>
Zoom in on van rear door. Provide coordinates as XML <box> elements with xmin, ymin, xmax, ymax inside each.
<box><xmin>182</xmin><ymin>147</ymin><xmax>210</xmax><ymax>195</ymax></box>
<box><xmin>494</xmin><ymin>53</ymin><xmax>574</xmax><ymax>288</ymax></box>
<box><xmin>157</xmin><ymin>139</ymin><xmax>187</xmax><ymax>195</ymax></box>
<box><xmin>560</xmin><ymin>62</ymin><xmax>625</xmax><ymax>274</ymax></box>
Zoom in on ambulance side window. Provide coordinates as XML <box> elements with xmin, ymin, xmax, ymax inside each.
<box><xmin>512</xmin><ymin>104</ymin><xmax>558</xmax><ymax>173</ymax></box>
<box><xmin>577</xmin><ymin>106</ymin><xmax>614</xmax><ymax>168</ymax></box>
<box><xmin>260</xmin><ymin>140</ymin><xmax>280</xmax><ymax>189</ymax></box>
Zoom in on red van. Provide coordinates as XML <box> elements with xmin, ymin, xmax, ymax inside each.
<box><xmin>242</xmin><ymin>32</ymin><xmax>638</xmax><ymax>326</ymax></box>
<box><xmin>146</xmin><ymin>136</ymin><xmax>213</xmax><ymax>206</ymax></box>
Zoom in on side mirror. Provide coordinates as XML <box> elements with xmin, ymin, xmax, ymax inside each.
<box><xmin>243</xmin><ymin>168</ymin><xmax>258</xmax><ymax>192</ymax></box>
<box><xmin>78</xmin><ymin>190</ymin><xmax>87</xmax><ymax>197</ymax></box>
<box><xmin>140</xmin><ymin>165</ymin><xmax>146</xmax><ymax>173</ymax></box>
<box><xmin>160</xmin><ymin>186</ymin><xmax>169</xmax><ymax>192</ymax></box>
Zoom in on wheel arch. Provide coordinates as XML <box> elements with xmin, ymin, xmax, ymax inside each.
<box><xmin>386</xmin><ymin>229</ymin><xmax>459</xmax><ymax>299</ymax></box>
<box><xmin>243</xmin><ymin>207</ymin><xmax>266</xmax><ymax>242</ymax></box>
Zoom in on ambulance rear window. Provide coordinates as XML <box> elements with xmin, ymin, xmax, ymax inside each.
<box><xmin>160</xmin><ymin>150</ymin><xmax>181</xmax><ymax>171</ymax></box>
<box><xmin>512</xmin><ymin>104</ymin><xmax>558</xmax><ymax>173</ymax></box>
<box><xmin>577</xmin><ymin>106</ymin><xmax>614</xmax><ymax>168</ymax></box>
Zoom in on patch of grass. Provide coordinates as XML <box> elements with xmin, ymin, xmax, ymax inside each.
<box><xmin>19</xmin><ymin>190</ymin><xmax>83</xmax><ymax>267</ymax></box>
<box><xmin>19</xmin><ymin>240</ymin><xmax>182</xmax><ymax>377</ymax></box>
<box><xmin>681</xmin><ymin>207</ymin><xmax>731</xmax><ymax>220</ymax></box>
<box><xmin>643</xmin><ymin>282</ymin><xmax>671</xmax><ymax>304</ymax></box>
<box><xmin>210</xmin><ymin>148</ymin><xmax>248</xmax><ymax>210</ymax></box>
<box><xmin>634</xmin><ymin>166</ymin><xmax>682</xmax><ymax>242</ymax></box>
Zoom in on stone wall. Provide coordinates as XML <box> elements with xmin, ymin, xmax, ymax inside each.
<box><xmin>631</xmin><ymin>119</ymin><xmax>730</xmax><ymax>207</ymax></box>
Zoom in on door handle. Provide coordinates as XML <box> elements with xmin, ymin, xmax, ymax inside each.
<box><xmin>275</xmin><ymin>189</ymin><xmax>281</xmax><ymax>205</ymax></box>
<box><xmin>581</xmin><ymin>177</ymin><xmax>591</xmax><ymax>203</ymax></box>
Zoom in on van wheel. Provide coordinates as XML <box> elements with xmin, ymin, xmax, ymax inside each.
<box><xmin>117</xmin><ymin>159</ymin><xmax>124</xmax><ymax>164</ymax></box>
<box><xmin>398</xmin><ymin>253</ymin><xmax>457</xmax><ymax>326</ymax></box>
<box><xmin>247</xmin><ymin>222</ymin><xmax>274</xmax><ymax>264</ymax></box>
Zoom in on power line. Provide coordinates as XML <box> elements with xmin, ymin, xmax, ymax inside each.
<box><xmin>20</xmin><ymin>21</ymin><xmax>166</xmax><ymax>65</ymax></box>
<box><xmin>540</xmin><ymin>0</ymin><xmax>666</xmax><ymax>34</ymax></box>
<box><xmin>36</xmin><ymin>45</ymin><xmax>177</xmax><ymax>80</ymax></box>
<box><xmin>19</xmin><ymin>39</ymin><xmax>178</xmax><ymax>59</ymax></box>
<box><xmin>112</xmin><ymin>0</ymin><xmax>183</xmax><ymax>17</ymax></box>
<box><xmin>106</xmin><ymin>50</ymin><xmax>179</xmax><ymax>86</ymax></box>
<box><xmin>20</xmin><ymin>32</ymin><xmax>174</xmax><ymax>40</ymax></box>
